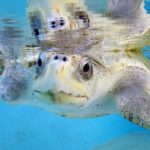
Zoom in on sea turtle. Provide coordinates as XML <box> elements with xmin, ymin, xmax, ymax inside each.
<box><xmin>0</xmin><ymin>0</ymin><xmax>150</xmax><ymax>130</ymax></box>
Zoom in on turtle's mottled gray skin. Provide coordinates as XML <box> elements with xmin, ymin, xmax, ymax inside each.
<box><xmin>0</xmin><ymin>51</ymin><xmax>4</xmax><ymax>75</ymax></box>
<box><xmin>0</xmin><ymin>0</ymin><xmax>150</xmax><ymax>130</ymax></box>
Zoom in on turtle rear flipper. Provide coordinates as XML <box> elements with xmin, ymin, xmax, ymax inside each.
<box><xmin>116</xmin><ymin>68</ymin><xmax>150</xmax><ymax>129</ymax></box>
<box><xmin>108</xmin><ymin>0</ymin><xmax>144</xmax><ymax>18</ymax></box>
<box><xmin>83</xmin><ymin>0</ymin><xmax>144</xmax><ymax>18</ymax></box>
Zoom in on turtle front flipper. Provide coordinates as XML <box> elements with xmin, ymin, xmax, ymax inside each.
<box><xmin>0</xmin><ymin>51</ymin><xmax>4</xmax><ymax>75</ymax></box>
<box><xmin>116</xmin><ymin>67</ymin><xmax>150</xmax><ymax>129</ymax></box>
<box><xmin>0</xmin><ymin>63</ymin><xmax>31</xmax><ymax>102</ymax></box>
<box><xmin>0</xmin><ymin>26</ymin><xmax>33</xmax><ymax>102</ymax></box>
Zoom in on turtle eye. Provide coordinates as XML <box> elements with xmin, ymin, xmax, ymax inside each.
<box><xmin>83</xmin><ymin>63</ymin><xmax>90</xmax><ymax>73</ymax></box>
<box><xmin>37</xmin><ymin>52</ymin><xmax>47</xmax><ymax>67</ymax></box>
<box><xmin>37</xmin><ymin>57</ymin><xmax>42</xmax><ymax>67</ymax></box>
<box><xmin>80</xmin><ymin>58</ymin><xmax>93</xmax><ymax>80</ymax></box>
<box><xmin>36</xmin><ymin>52</ymin><xmax>47</xmax><ymax>76</ymax></box>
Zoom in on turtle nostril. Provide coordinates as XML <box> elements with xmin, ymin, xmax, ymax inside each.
<box><xmin>54</xmin><ymin>55</ymin><xmax>58</xmax><ymax>60</ymax></box>
<box><xmin>63</xmin><ymin>56</ymin><xmax>67</xmax><ymax>62</ymax></box>
<box><xmin>53</xmin><ymin>55</ymin><xmax>68</xmax><ymax>61</ymax></box>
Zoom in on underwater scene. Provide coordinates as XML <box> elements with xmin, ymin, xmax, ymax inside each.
<box><xmin>0</xmin><ymin>0</ymin><xmax>150</xmax><ymax>150</ymax></box>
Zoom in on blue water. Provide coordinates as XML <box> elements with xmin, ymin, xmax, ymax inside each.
<box><xmin>0</xmin><ymin>1</ymin><xmax>150</xmax><ymax>150</ymax></box>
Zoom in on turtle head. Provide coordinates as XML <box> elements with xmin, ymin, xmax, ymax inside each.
<box><xmin>33</xmin><ymin>51</ymin><xmax>106</xmax><ymax>117</ymax></box>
